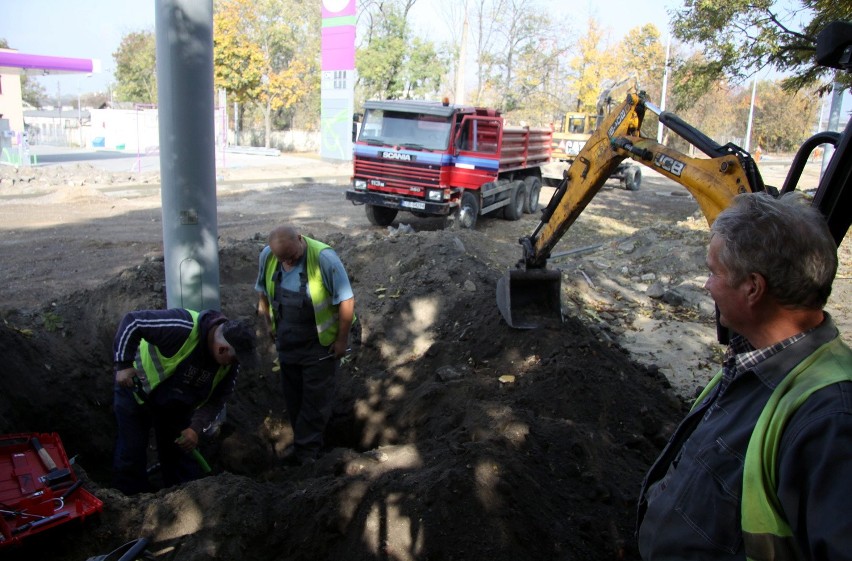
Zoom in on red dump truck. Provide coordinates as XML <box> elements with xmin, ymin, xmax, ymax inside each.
<box><xmin>345</xmin><ymin>99</ymin><xmax>552</xmax><ymax>229</ymax></box>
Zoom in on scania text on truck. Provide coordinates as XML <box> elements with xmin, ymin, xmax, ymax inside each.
<box><xmin>345</xmin><ymin>99</ymin><xmax>552</xmax><ymax>229</ymax></box>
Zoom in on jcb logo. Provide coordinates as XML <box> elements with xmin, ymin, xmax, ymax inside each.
<box><xmin>654</xmin><ymin>153</ymin><xmax>685</xmax><ymax>177</ymax></box>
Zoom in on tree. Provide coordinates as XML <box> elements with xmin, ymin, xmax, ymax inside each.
<box><xmin>618</xmin><ymin>24</ymin><xmax>666</xmax><ymax>105</ymax></box>
<box><xmin>670</xmin><ymin>0</ymin><xmax>852</xmax><ymax>95</ymax></box>
<box><xmin>402</xmin><ymin>36</ymin><xmax>447</xmax><ymax>99</ymax></box>
<box><xmin>357</xmin><ymin>0</ymin><xmax>426</xmax><ymax>100</ymax></box>
<box><xmin>213</xmin><ymin>0</ymin><xmax>264</xmax><ymax>106</ymax></box>
<box><xmin>21</xmin><ymin>75</ymin><xmax>48</xmax><ymax>108</ymax></box>
<box><xmin>745</xmin><ymin>80</ymin><xmax>819</xmax><ymax>151</ymax></box>
<box><xmin>113</xmin><ymin>30</ymin><xmax>157</xmax><ymax>104</ymax></box>
<box><xmin>491</xmin><ymin>0</ymin><xmax>552</xmax><ymax>113</ymax></box>
<box><xmin>570</xmin><ymin>18</ymin><xmax>617</xmax><ymax>113</ymax></box>
<box><xmin>213</xmin><ymin>0</ymin><xmax>319</xmax><ymax>146</ymax></box>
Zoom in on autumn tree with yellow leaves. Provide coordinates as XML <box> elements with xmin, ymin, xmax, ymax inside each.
<box><xmin>213</xmin><ymin>0</ymin><xmax>320</xmax><ymax>147</ymax></box>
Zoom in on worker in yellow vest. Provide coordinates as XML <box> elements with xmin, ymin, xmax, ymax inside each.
<box><xmin>112</xmin><ymin>308</ymin><xmax>256</xmax><ymax>494</ymax></box>
<box><xmin>256</xmin><ymin>225</ymin><xmax>356</xmax><ymax>466</ymax></box>
<box><xmin>637</xmin><ymin>192</ymin><xmax>852</xmax><ymax>560</ymax></box>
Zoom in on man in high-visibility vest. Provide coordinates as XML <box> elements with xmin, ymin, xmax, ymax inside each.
<box><xmin>256</xmin><ymin>225</ymin><xmax>355</xmax><ymax>466</ymax></box>
<box><xmin>637</xmin><ymin>192</ymin><xmax>852</xmax><ymax>560</ymax></box>
<box><xmin>112</xmin><ymin>308</ymin><xmax>256</xmax><ymax>495</ymax></box>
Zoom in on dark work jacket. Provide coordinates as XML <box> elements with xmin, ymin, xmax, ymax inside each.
<box><xmin>636</xmin><ymin>316</ymin><xmax>852</xmax><ymax>560</ymax></box>
<box><xmin>112</xmin><ymin>308</ymin><xmax>237</xmax><ymax>435</ymax></box>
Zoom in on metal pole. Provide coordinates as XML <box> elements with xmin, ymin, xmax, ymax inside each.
<box><xmin>455</xmin><ymin>0</ymin><xmax>469</xmax><ymax>105</ymax></box>
<box><xmin>155</xmin><ymin>0</ymin><xmax>220</xmax><ymax>310</ymax></box>
<box><xmin>657</xmin><ymin>35</ymin><xmax>671</xmax><ymax>143</ymax></box>
<box><xmin>821</xmin><ymin>76</ymin><xmax>844</xmax><ymax>178</ymax></box>
<box><xmin>78</xmin><ymin>83</ymin><xmax>82</xmax><ymax>147</ymax></box>
<box><xmin>744</xmin><ymin>79</ymin><xmax>757</xmax><ymax>152</ymax></box>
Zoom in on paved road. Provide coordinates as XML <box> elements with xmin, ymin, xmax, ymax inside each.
<box><xmin>27</xmin><ymin>145</ymin><xmax>352</xmax><ymax>181</ymax></box>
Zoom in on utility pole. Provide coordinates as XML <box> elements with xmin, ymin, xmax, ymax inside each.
<box><xmin>454</xmin><ymin>0</ymin><xmax>469</xmax><ymax>105</ymax></box>
<box><xmin>821</xmin><ymin>74</ymin><xmax>845</xmax><ymax>178</ymax></box>
<box><xmin>657</xmin><ymin>35</ymin><xmax>671</xmax><ymax>144</ymax></box>
<box><xmin>744</xmin><ymin>78</ymin><xmax>757</xmax><ymax>153</ymax></box>
<box><xmin>57</xmin><ymin>83</ymin><xmax>62</xmax><ymax>145</ymax></box>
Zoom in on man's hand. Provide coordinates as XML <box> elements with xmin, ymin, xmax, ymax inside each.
<box><xmin>175</xmin><ymin>428</ymin><xmax>199</xmax><ymax>452</ymax></box>
<box><xmin>331</xmin><ymin>339</ymin><xmax>349</xmax><ymax>358</ymax></box>
<box><xmin>115</xmin><ymin>367</ymin><xmax>137</xmax><ymax>388</ymax></box>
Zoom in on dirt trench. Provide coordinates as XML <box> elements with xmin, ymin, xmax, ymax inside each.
<box><xmin>0</xmin><ymin>225</ymin><xmax>685</xmax><ymax>561</ymax></box>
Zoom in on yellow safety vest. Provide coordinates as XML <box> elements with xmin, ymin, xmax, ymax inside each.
<box><xmin>263</xmin><ymin>237</ymin><xmax>339</xmax><ymax>346</ymax></box>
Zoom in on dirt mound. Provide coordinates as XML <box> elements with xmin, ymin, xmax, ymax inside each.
<box><xmin>0</xmin><ymin>228</ymin><xmax>684</xmax><ymax>561</ymax></box>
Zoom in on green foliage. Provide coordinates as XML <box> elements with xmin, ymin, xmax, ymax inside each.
<box><xmin>619</xmin><ymin>24</ymin><xmax>666</xmax><ymax>104</ymax></box>
<box><xmin>113</xmin><ymin>30</ymin><xmax>157</xmax><ymax>104</ymax></box>
<box><xmin>671</xmin><ymin>0</ymin><xmax>852</xmax><ymax>100</ymax></box>
<box><xmin>748</xmin><ymin>80</ymin><xmax>819</xmax><ymax>151</ymax></box>
<box><xmin>356</xmin><ymin>3</ymin><xmax>413</xmax><ymax>100</ymax></box>
<box><xmin>213</xmin><ymin>0</ymin><xmax>264</xmax><ymax>104</ymax></box>
<box><xmin>42</xmin><ymin>312</ymin><xmax>63</xmax><ymax>333</ymax></box>
<box><xmin>213</xmin><ymin>0</ymin><xmax>320</xmax><ymax>144</ymax></box>
<box><xmin>402</xmin><ymin>37</ymin><xmax>447</xmax><ymax>99</ymax></box>
<box><xmin>21</xmin><ymin>75</ymin><xmax>47</xmax><ymax>108</ymax></box>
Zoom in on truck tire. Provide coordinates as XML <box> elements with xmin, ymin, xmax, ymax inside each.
<box><xmin>457</xmin><ymin>191</ymin><xmax>480</xmax><ymax>229</ymax></box>
<box><xmin>365</xmin><ymin>204</ymin><xmax>398</xmax><ymax>226</ymax></box>
<box><xmin>624</xmin><ymin>166</ymin><xmax>641</xmax><ymax>191</ymax></box>
<box><xmin>503</xmin><ymin>180</ymin><xmax>526</xmax><ymax>221</ymax></box>
<box><xmin>523</xmin><ymin>176</ymin><xmax>542</xmax><ymax>213</ymax></box>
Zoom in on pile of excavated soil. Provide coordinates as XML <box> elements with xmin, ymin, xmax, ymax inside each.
<box><xmin>0</xmin><ymin>228</ymin><xmax>685</xmax><ymax>561</ymax></box>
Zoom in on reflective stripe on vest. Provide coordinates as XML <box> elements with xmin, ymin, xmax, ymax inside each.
<box><xmin>133</xmin><ymin>309</ymin><xmax>232</xmax><ymax>408</ymax></box>
<box><xmin>692</xmin><ymin>337</ymin><xmax>852</xmax><ymax>561</ymax></box>
<box><xmin>263</xmin><ymin>236</ymin><xmax>339</xmax><ymax>346</ymax></box>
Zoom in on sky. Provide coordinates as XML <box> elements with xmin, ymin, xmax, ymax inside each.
<box><xmin>5</xmin><ymin>0</ymin><xmax>846</xmax><ymax>120</ymax></box>
<box><xmin>0</xmin><ymin>0</ymin><xmax>681</xmax><ymax>99</ymax></box>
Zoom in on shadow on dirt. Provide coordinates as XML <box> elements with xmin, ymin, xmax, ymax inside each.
<box><xmin>0</xmin><ymin>202</ymin><xmax>688</xmax><ymax>560</ymax></box>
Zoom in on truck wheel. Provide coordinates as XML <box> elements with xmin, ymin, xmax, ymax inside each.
<box><xmin>523</xmin><ymin>176</ymin><xmax>542</xmax><ymax>213</ymax></box>
<box><xmin>457</xmin><ymin>191</ymin><xmax>480</xmax><ymax>229</ymax></box>
<box><xmin>365</xmin><ymin>205</ymin><xmax>398</xmax><ymax>226</ymax></box>
<box><xmin>624</xmin><ymin>166</ymin><xmax>641</xmax><ymax>191</ymax></box>
<box><xmin>503</xmin><ymin>180</ymin><xmax>526</xmax><ymax>221</ymax></box>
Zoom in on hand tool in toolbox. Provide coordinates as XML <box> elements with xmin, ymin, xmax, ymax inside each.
<box><xmin>0</xmin><ymin>432</ymin><xmax>103</xmax><ymax>549</ymax></box>
<box><xmin>31</xmin><ymin>436</ymin><xmax>73</xmax><ymax>486</ymax></box>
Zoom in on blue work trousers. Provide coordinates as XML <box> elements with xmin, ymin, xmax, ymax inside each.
<box><xmin>112</xmin><ymin>386</ymin><xmax>200</xmax><ymax>495</ymax></box>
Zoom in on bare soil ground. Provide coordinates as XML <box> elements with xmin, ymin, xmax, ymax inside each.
<box><xmin>0</xmin><ymin>153</ymin><xmax>848</xmax><ymax>560</ymax></box>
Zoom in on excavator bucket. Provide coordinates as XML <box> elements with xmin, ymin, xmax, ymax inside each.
<box><xmin>496</xmin><ymin>268</ymin><xmax>563</xmax><ymax>329</ymax></box>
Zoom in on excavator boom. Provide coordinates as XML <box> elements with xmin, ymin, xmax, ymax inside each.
<box><xmin>497</xmin><ymin>21</ymin><xmax>851</xmax><ymax>330</ymax></box>
<box><xmin>498</xmin><ymin>92</ymin><xmax>764</xmax><ymax>328</ymax></box>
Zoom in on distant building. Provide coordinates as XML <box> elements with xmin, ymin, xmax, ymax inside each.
<box><xmin>0</xmin><ymin>49</ymin><xmax>25</xmax><ymax>133</ymax></box>
<box><xmin>24</xmin><ymin>107</ymin><xmax>89</xmax><ymax>147</ymax></box>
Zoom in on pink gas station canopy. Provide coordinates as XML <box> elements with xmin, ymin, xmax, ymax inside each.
<box><xmin>0</xmin><ymin>51</ymin><xmax>100</xmax><ymax>75</ymax></box>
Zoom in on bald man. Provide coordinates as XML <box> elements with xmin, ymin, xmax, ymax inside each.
<box><xmin>255</xmin><ymin>226</ymin><xmax>355</xmax><ymax>465</ymax></box>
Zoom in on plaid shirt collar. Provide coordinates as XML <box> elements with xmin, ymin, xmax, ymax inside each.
<box><xmin>719</xmin><ymin>331</ymin><xmax>809</xmax><ymax>393</ymax></box>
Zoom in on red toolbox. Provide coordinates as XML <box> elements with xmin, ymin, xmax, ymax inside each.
<box><xmin>0</xmin><ymin>432</ymin><xmax>103</xmax><ymax>549</ymax></box>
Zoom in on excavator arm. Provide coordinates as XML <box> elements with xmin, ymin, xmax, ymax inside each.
<box><xmin>497</xmin><ymin>92</ymin><xmax>765</xmax><ymax>328</ymax></box>
<box><xmin>497</xmin><ymin>21</ymin><xmax>851</xmax><ymax>330</ymax></box>
<box><xmin>522</xmin><ymin>93</ymin><xmax>761</xmax><ymax>269</ymax></box>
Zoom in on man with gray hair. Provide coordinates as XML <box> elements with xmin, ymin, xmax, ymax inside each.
<box><xmin>637</xmin><ymin>192</ymin><xmax>852</xmax><ymax>560</ymax></box>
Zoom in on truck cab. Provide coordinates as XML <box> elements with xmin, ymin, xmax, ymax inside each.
<box><xmin>346</xmin><ymin>99</ymin><xmax>551</xmax><ymax>229</ymax></box>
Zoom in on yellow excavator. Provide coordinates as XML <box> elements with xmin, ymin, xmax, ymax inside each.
<box><xmin>497</xmin><ymin>21</ymin><xmax>852</xmax><ymax>330</ymax></box>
